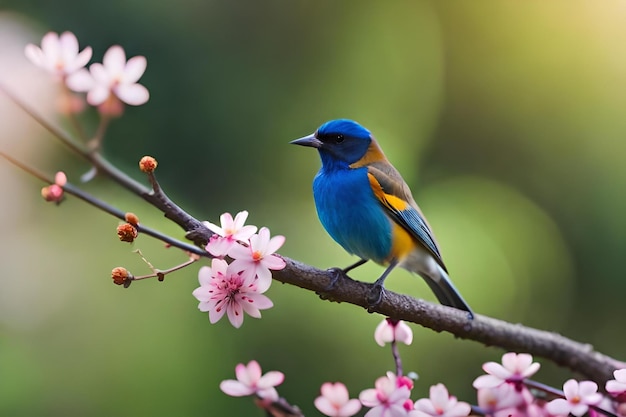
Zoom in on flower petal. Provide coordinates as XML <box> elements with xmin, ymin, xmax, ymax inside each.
<box><xmin>206</xmin><ymin>236</ymin><xmax>233</xmax><ymax>257</ymax></box>
<box><xmin>103</xmin><ymin>45</ymin><xmax>126</xmax><ymax>75</ymax></box>
<box><xmin>246</xmin><ymin>291</ymin><xmax>273</xmax><ymax>308</ymax></box>
<box><xmin>87</xmin><ymin>85</ymin><xmax>110</xmax><ymax>106</ymax></box>
<box><xmin>545</xmin><ymin>398</ymin><xmax>571</xmax><ymax>416</ymax></box>
<box><xmin>123</xmin><ymin>55</ymin><xmax>147</xmax><ymax>83</ymax></box>
<box><xmin>257</xmin><ymin>370</ymin><xmax>284</xmax><ymax>389</ymax></box>
<box><xmin>226</xmin><ymin>300</ymin><xmax>244</xmax><ymax>328</ymax></box>
<box><xmin>265</xmin><ymin>234</ymin><xmax>286</xmax><ymax>255</ymax></box>
<box><xmin>254</xmin><ymin>267</ymin><xmax>273</xmax><ymax>290</ymax></box>
<box><xmin>208</xmin><ymin>302</ymin><xmax>226</xmax><ymax>324</ymax></box>
<box><xmin>261</xmin><ymin>254</ymin><xmax>286</xmax><ymax>270</ymax></box>
<box><xmin>340</xmin><ymin>399</ymin><xmax>362</xmax><ymax>417</ymax></box>
<box><xmin>115</xmin><ymin>83</ymin><xmax>149</xmax><ymax>105</ymax></box>
<box><xmin>66</xmin><ymin>69</ymin><xmax>94</xmax><ymax>92</ymax></box>
<box><xmin>562</xmin><ymin>379</ymin><xmax>579</xmax><ymax>399</ymax></box>
<box><xmin>473</xmin><ymin>374</ymin><xmax>504</xmax><ymax>389</ymax></box>
<box><xmin>358</xmin><ymin>388</ymin><xmax>379</xmax><ymax>407</ymax></box>
<box><xmin>233</xmin><ymin>225</ymin><xmax>258</xmax><ymax>242</ymax></box>
<box><xmin>198</xmin><ymin>265</ymin><xmax>213</xmax><ymax>285</ymax></box>
<box><xmin>220</xmin><ymin>380</ymin><xmax>254</xmax><ymax>397</ymax></box>
<box><xmin>233</xmin><ymin>211</ymin><xmax>249</xmax><ymax>228</ymax></box>
<box><xmin>203</xmin><ymin>220</ymin><xmax>224</xmax><ymax>235</ymax></box>
<box><xmin>483</xmin><ymin>362</ymin><xmax>511</xmax><ymax>379</ymax></box>
<box><xmin>257</xmin><ymin>387</ymin><xmax>279</xmax><ymax>401</ymax></box>
<box><xmin>374</xmin><ymin>319</ymin><xmax>394</xmax><ymax>347</ymax></box>
<box><xmin>394</xmin><ymin>321</ymin><xmax>413</xmax><ymax>345</ymax></box>
<box><xmin>75</xmin><ymin>46</ymin><xmax>93</xmax><ymax>67</ymax></box>
<box><xmin>228</xmin><ymin>243</ymin><xmax>251</xmax><ymax>260</ymax></box>
<box><xmin>192</xmin><ymin>287</ymin><xmax>211</xmax><ymax>303</ymax></box>
<box><xmin>314</xmin><ymin>397</ymin><xmax>337</xmax><ymax>417</ymax></box>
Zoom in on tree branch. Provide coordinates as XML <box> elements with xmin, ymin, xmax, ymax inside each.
<box><xmin>2</xmin><ymin>84</ymin><xmax>623</xmax><ymax>388</ymax></box>
<box><xmin>272</xmin><ymin>259</ymin><xmax>625</xmax><ymax>385</ymax></box>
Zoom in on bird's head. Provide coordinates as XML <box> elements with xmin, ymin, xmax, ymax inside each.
<box><xmin>290</xmin><ymin>119</ymin><xmax>373</xmax><ymax>168</ymax></box>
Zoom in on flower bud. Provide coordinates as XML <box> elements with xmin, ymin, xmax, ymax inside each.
<box><xmin>139</xmin><ymin>156</ymin><xmax>157</xmax><ymax>173</ymax></box>
<box><xmin>117</xmin><ymin>223</ymin><xmax>138</xmax><ymax>242</ymax></box>
<box><xmin>125</xmin><ymin>212</ymin><xmax>139</xmax><ymax>226</ymax></box>
<box><xmin>111</xmin><ymin>267</ymin><xmax>132</xmax><ymax>285</ymax></box>
<box><xmin>41</xmin><ymin>184</ymin><xmax>64</xmax><ymax>203</ymax></box>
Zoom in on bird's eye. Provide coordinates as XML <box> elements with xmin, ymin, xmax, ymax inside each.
<box><xmin>335</xmin><ymin>134</ymin><xmax>344</xmax><ymax>144</ymax></box>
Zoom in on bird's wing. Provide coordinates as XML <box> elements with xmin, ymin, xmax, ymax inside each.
<box><xmin>366</xmin><ymin>164</ymin><xmax>447</xmax><ymax>271</ymax></box>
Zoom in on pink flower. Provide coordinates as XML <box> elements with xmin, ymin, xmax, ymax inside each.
<box><xmin>25</xmin><ymin>31</ymin><xmax>92</xmax><ymax>79</ymax></box>
<box><xmin>359</xmin><ymin>372</ymin><xmax>413</xmax><ymax>417</ymax></box>
<box><xmin>473</xmin><ymin>353</ymin><xmax>541</xmax><ymax>389</ymax></box>
<box><xmin>477</xmin><ymin>383</ymin><xmax>527</xmax><ymax>417</ymax></box>
<box><xmin>606</xmin><ymin>369</ymin><xmax>626</xmax><ymax>401</ymax></box>
<box><xmin>192</xmin><ymin>258</ymin><xmax>273</xmax><ymax>328</ymax></box>
<box><xmin>375</xmin><ymin>318</ymin><xmax>413</xmax><ymax>347</ymax></box>
<box><xmin>220</xmin><ymin>360</ymin><xmax>284</xmax><ymax>401</ymax></box>
<box><xmin>545</xmin><ymin>379</ymin><xmax>602</xmax><ymax>417</ymax></box>
<box><xmin>67</xmin><ymin>45</ymin><xmax>149</xmax><ymax>107</ymax></box>
<box><xmin>314</xmin><ymin>382</ymin><xmax>362</xmax><ymax>417</ymax></box>
<box><xmin>204</xmin><ymin>211</ymin><xmax>258</xmax><ymax>257</ymax></box>
<box><xmin>230</xmin><ymin>227</ymin><xmax>286</xmax><ymax>291</ymax></box>
<box><xmin>410</xmin><ymin>384</ymin><xmax>471</xmax><ymax>417</ymax></box>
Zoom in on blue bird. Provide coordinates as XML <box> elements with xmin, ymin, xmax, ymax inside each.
<box><xmin>291</xmin><ymin>119</ymin><xmax>473</xmax><ymax>318</ymax></box>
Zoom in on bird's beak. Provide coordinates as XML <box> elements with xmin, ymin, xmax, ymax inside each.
<box><xmin>290</xmin><ymin>133</ymin><xmax>322</xmax><ymax>148</ymax></box>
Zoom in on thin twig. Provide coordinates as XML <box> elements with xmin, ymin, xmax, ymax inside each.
<box><xmin>0</xmin><ymin>151</ymin><xmax>207</xmax><ymax>256</ymax></box>
<box><xmin>0</xmin><ymin>83</ymin><xmax>209</xmax><ymax>243</ymax></box>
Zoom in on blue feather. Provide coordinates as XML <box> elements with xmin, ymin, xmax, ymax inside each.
<box><xmin>313</xmin><ymin>166</ymin><xmax>392</xmax><ymax>263</ymax></box>
<box><xmin>318</xmin><ymin>119</ymin><xmax>371</xmax><ymax>140</ymax></box>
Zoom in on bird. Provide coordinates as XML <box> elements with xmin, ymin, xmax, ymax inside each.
<box><xmin>290</xmin><ymin>119</ymin><xmax>474</xmax><ymax>318</ymax></box>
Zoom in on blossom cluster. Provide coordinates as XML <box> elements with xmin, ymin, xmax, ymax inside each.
<box><xmin>192</xmin><ymin>211</ymin><xmax>286</xmax><ymax>328</ymax></box>
<box><xmin>220</xmin><ymin>318</ymin><xmax>626</xmax><ymax>417</ymax></box>
<box><xmin>25</xmin><ymin>31</ymin><xmax>149</xmax><ymax>115</ymax></box>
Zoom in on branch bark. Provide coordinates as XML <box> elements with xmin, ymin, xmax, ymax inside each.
<box><xmin>273</xmin><ymin>258</ymin><xmax>625</xmax><ymax>385</ymax></box>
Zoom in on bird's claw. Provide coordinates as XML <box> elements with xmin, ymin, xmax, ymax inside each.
<box><xmin>316</xmin><ymin>267</ymin><xmax>346</xmax><ymax>301</ymax></box>
<box><xmin>323</xmin><ymin>267</ymin><xmax>346</xmax><ymax>291</ymax></box>
<box><xmin>366</xmin><ymin>284</ymin><xmax>384</xmax><ymax>312</ymax></box>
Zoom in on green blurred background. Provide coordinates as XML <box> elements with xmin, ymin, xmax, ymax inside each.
<box><xmin>1</xmin><ymin>1</ymin><xmax>625</xmax><ymax>415</ymax></box>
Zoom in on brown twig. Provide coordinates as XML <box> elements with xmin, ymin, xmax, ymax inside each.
<box><xmin>0</xmin><ymin>151</ymin><xmax>206</xmax><ymax>256</ymax></box>
<box><xmin>0</xmin><ymin>82</ymin><xmax>210</xmax><ymax>245</ymax></box>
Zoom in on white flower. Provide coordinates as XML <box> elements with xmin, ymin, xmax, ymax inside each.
<box><xmin>67</xmin><ymin>45</ymin><xmax>149</xmax><ymax>106</ymax></box>
<box><xmin>25</xmin><ymin>31</ymin><xmax>92</xmax><ymax>78</ymax></box>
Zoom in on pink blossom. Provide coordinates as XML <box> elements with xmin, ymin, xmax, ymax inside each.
<box><xmin>220</xmin><ymin>360</ymin><xmax>284</xmax><ymax>401</ymax></box>
<box><xmin>545</xmin><ymin>379</ymin><xmax>602</xmax><ymax>417</ymax></box>
<box><xmin>314</xmin><ymin>382</ymin><xmax>362</xmax><ymax>417</ymax></box>
<box><xmin>66</xmin><ymin>45</ymin><xmax>149</xmax><ymax>108</ymax></box>
<box><xmin>359</xmin><ymin>372</ymin><xmax>413</xmax><ymax>417</ymax></box>
<box><xmin>192</xmin><ymin>258</ymin><xmax>273</xmax><ymax>328</ymax></box>
<box><xmin>606</xmin><ymin>369</ymin><xmax>626</xmax><ymax>401</ymax></box>
<box><xmin>477</xmin><ymin>383</ymin><xmax>527</xmax><ymax>417</ymax></box>
<box><xmin>25</xmin><ymin>31</ymin><xmax>92</xmax><ymax>79</ymax></box>
<box><xmin>473</xmin><ymin>352</ymin><xmax>541</xmax><ymax>389</ymax></box>
<box><xmin>410</xmin><ymin>384</ymin><xmax>471</xmax><ymax>417</ymax></box>
<box><xmin>204</xmin><ymin>211</ymin><xmax>258</xmax><ymax>257</ymax></box>
<box><xmin>230</xmin><ymin>227</ymin><xmax>286</xmax><ymax>291</ymax></box>
<box><xmin>375</xmin><ymin>318</ymin><xmax>413</xmax><ymax>347</ymax></box>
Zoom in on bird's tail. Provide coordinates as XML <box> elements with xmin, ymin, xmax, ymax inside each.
<box><xmin>424</xmin><ymin>265</ymin><xmax>474</xmax><ymax>319</ymax></box>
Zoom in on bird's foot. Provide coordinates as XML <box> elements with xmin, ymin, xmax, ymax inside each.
<box><xmin>324</xmin><ymin>267</ymin><xmax>346</xmax><ymax>291</ymax></box>
<box><xmin>316</xmin><ymin>267</ymin><xmax>346</xmax><ymax>301</ymax></box>
<box><xmin>366</xmin><ymin>284</ymin><xmax>385</xmax><ymax>312</ymax></box>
